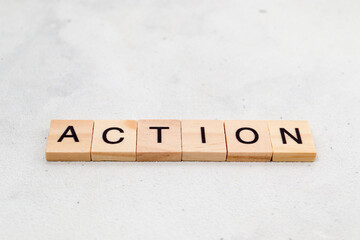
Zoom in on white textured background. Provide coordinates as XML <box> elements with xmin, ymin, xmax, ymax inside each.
<box><xmin>0</xmin><ymin>0</ymin><xmax>359</xmax><ymax>239</ymax></box>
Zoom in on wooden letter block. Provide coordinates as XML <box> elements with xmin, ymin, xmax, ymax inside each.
<box><xmin>181</xmin><ymin>120</ymin><xmax>226</xmax><ymax>161</ymax></box>
<box><xmin>224</xmin><ymin>120</ymin><xmax>272</xmax><ymax>161</ymax></box>
<box><xmin>91</xmin><ymin>120</ymin><xmax>137</xmax><ymax>161</ymax></box>
<box><xmin>46</xmin><ymin>120</ymin><xmax>94</xmax><ymax>161</ymax></box>
<box><xmin>268</xmin><ymin>120</ymin><xmax>316</xmax><ymax>162</ymax></box>
<box><xmin>136</xmin><ymin>120</ymin><xmax>181</xmax><ymax>161</ymax></box>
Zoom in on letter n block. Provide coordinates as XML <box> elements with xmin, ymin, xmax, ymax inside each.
<box><xmin>268</xmin><ymin>120</ymin><xmax>316</xmax><ymax>162</ymax></box>
<box><xmin>224</xmin><ymin>120</ymin><xmax>272</xmax><ymax>161</ymax></box>
<box><xmin>46</xmin><ymin>120</ymin><xmax>94</xmax><ymax>161</ymax></box>
<box><xmin>136</xmin><ymin>120</ymin><xmax>181</xmax><ymax>161</ymax></box>
<box><xmin>91</xmin><ymin>120</ymin><xmax>137</xmax><ymax>161</ymax></box>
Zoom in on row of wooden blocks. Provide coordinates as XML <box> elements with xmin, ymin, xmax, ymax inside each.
<box><xmin>46</xmin><ymin>120</ymin><xmax>316</xmax><ymax>162</ymax></box>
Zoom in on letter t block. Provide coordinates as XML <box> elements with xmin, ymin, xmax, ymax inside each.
<box><xmin>136</xmin><ymin>120</ymin><xmax>182</xmax><ymax>161</ymax></box>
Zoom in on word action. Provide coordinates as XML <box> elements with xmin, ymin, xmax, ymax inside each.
<box><xmin>46</xmin><ymin>120</ymin><xmax>316</xmax><ymax>162</ymax></box>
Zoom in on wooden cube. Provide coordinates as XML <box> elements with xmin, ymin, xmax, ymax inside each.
<box><xmin>181</xmin><ymin>120</ymin><xmax>226</xmax><ymax>161</ymax></box>
<box><xmin>91</xmin><ymin>120</ymin><xmax>137</xmax><ymax>161</ymax></box>
<box><xmin>46</xmin><ymin>120</ymin><xmax>94</xmax><ymax>161</ymax></box>
<box><xmin>268</xmin><ymin>120</ymin><xmax>316</xmax><ymax>162</ymax></box>
<box><xmin>224</xmin><ymin>120</ymin><xmax>272</xmax><ymax>161</ymax></box>
<box><xmin>136</xmin><ymin>120</ymin><xmax>181</xmax><ymax>161</ymax></box>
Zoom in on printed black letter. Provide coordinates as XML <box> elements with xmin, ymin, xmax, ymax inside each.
<box><xmin>200</xmin><ymin>127</ymin><xmax>206</xmax><ymax>143</ymax></box>
<box><xmin>58</xmin><ymin>126</ymin><xmax>79</xmax><ymax>142</ymax></box>
<box><xmin>149</xmin><ymin>127</ymin><xmax>170</xmax><ymax>143</ymax></box>
<box><xmin>235</xmin><ymin>127</ymin><xmax>259</xmax><ymax>144</ymax></box>
<box><xmin>280</xmin><ymin>128</ymin><xmax>302</xmax><ymax>144</ymax></box>
<box><xmin>102</xmin><ymin>127</ymin><xmax>124</xmax><ymax>144</ymax></box>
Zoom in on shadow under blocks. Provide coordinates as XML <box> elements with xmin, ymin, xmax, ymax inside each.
<box><xmin>45</xmin><ymin>120</ymin><xmax>316</xmax><ymax>162</ymax></box>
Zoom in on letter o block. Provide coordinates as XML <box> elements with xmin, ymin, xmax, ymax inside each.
<box><xmin>224</xmin><ymin>120</ymin><xmax>272</xmax><ymax>161</ymax></box>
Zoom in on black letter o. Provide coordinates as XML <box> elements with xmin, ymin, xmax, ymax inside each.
<box><xmin>235</xmin><ymin>127</ymin><xmax>259</xmax><ymax>144</ymax></box>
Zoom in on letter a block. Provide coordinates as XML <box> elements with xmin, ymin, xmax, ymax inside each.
<box><xmin>224</xmin><ymin>120</ymin><xmax>272</xmax><ymax>161</ymax></box>
<box><xmin>268</xmin><ymin>120</ymin><xmax>316</xmax><ymax>162</ymax></box>
<box><xmin>182</xmin><ymin>120</ymin><xmax>226</xmax><ymax>161</ymax></box>
<box><xmin>91</xmin><ymin>120</ymin><xmax>137</xmax><ymax>161</ymax></box>
<box><xmin>136</xmin><ymin>120</ymin><xmax>181</xmax><ymax>161</ymax></box>
<box><xmin>46</xmin><ymin>120</ymin><xmax>94</xmax><ymax>161</ymax></box>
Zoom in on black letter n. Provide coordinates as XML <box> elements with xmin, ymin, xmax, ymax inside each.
<box><xmin>58</xmin><ymin>126</ymin><xmax>79</xmax><ymax>142</ymax></box>
<box><xmin>280</xmin><ymin>128</ymin><xmax>302</xmax><ymax>144</ymax></box>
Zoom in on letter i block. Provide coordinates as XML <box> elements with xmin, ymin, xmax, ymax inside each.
<box><xmin>46</xmin><ymin>120</ymin><xmax>94</xmax><ymax>161</ymax></box>
<box><xmin>268</xmin><ymin>120</ymin><xmax>316</xmax><ymax>162</ymax></box>
<box><xmin>91</xmin><ymin>120</ymin><xmax>137</xmax><ymax>161</ymax></box>
<box><xmin>181</xmin><ymin>120</ymin><xmax>226</xmax><ymax>161</ymax></box>
<box><xmin>136</xmin><ymin>120</ymin><xmax>182</xmax><ymax>161</ymax></box>
<box><xmin>224</xmin><ymin>120</ymin><xmax>272</xmax><ymax>161</ymax></box>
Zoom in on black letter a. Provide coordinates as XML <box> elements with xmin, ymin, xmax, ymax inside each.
<box><xmin>58</xmin><ymin>126</ymin><xmax>79</xmax><ymax>142</ymax></box>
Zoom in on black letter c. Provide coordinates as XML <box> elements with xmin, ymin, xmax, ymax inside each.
<box><xmin>102</xmin><ymin>127</ymin><xmax>124</xmax><ymax>144</ymax></box>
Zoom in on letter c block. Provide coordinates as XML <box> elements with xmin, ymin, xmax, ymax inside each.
<box><xmin>91</xmin><ymin>120</ymin><xmax>137</xmax><ymax>161</ymax></box>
